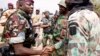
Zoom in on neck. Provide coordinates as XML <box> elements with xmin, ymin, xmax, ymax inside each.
<box><xmin>20</xmin><ymin>8</ymin><xmax>29</xmax><ymax>15</ymax></box>
<box><xmin>45</xmin><ymin>16</ymin><xmax>49</xmax><ymax>19</ymax></box>
<box><xmin>60</xmin><ymin>11</ymin><xmax>67</xmax><ymax>16</ymax></box>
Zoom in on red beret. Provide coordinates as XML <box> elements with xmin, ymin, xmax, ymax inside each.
<box><xmin>24</xmin><ymin>0</ymin><xmax>34</xmax><ymax>3</ymax></box>
<box><xmin>8</xmin><ymin>3</ymin><xmax>13</xmax><ymax>6</ymax></box>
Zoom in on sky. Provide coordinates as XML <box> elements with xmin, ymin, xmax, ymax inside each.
<box><xmin>0</xmin><ymin>0</ymin><xmax>60</xmax><ymax>14</ymax></box>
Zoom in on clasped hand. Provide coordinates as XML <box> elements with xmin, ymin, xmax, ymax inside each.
<box><xmin>41</xmin><ymin>46</ymin><xmax>55</xmax><ymax>55</ymax></box>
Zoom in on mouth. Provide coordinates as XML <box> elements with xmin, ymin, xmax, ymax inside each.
<box><xmin>30</xmin><ymin>9</ymin><xmax>32</xmax><ymax>11</ymax></box>
<box><xmin>29</xmin><ymin>10</ymin><xmax>33</xmax><ymax>14</ymax></box>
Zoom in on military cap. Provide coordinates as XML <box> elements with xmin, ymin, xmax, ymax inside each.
<box><xmin>8</xmin><ymin>3</ymin><xmax>13</xmax><ymax>6</ymax></box>
<box><xmin>58</xmin><ymin>0</ymin><xmax>67</xmax><ymax>8</ymax></box>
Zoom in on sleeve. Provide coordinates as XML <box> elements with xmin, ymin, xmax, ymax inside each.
<box><xmin>53</xmin><ymin>30</ymin><xmax>60</xmax><ymax>38</ymax></box>
<box><xmin>9</xmin><ymin>32</ymin><xmax>25</xmax><ymax>44</ymax></box>
<box><xmin>68</xmin><ymin>10</ymin><xmax>94</xmax><ymax>46</ymax></box>
<box><xmin>0</xmin><ymin>16</ymin><xmax>7</xmax><ymax>24</ymax></box>
<box><xmin>0</xmin><ymin>11</ymin><xmax>8</xmax><ymax>24</ymax></box>
<box><xmin>54</xmin><ymin>38</ymin><xmax>68</xmax><ymax>49</ymax></box>
<box><xmin>2</xmin><ymin>11</ymin><xmax>7</xmax><ymax>17</ymax></box>
<box><xmin>54</xmin><ymin>41</ymin><xmax>63</xmax><ymax>49</ymax></box>
<box><xmin>8</xmin><ymin>15</ymin><xmax>26</xmax><ymax>44</ymax></box>
<box><xmin>68</xmin><ymin>14</ymin><xmax>79</xmax><ymax>36</ymax></box>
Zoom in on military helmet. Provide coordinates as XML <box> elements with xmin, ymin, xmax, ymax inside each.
<box><xmin>66</xmin><ymin>0</ymin><xmax>89</xmax><ymax>4</ymax></box>
<box><xmin>58</xmin><ymin>0</ymin><xmax>67</xmax><ymax>8</ymax></box>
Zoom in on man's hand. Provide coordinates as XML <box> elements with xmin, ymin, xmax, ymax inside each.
<box><xmin>41</xmin><ymin>46</ymin><xmax>55</xmax><ymax>56</ymax></box>
<box><xmin>43</xmin><ymin>46</ymin><xmax>55</xmax><ymax>53</ymax></box>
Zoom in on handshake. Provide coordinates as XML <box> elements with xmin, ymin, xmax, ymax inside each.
<box><xmin>41</xmin><ymin>46</ymin><xmax>55</xmax><ymax>55</ymax></box>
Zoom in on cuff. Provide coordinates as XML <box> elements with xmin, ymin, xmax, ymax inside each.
<box><xmin>54</xmin><ymin>41</ymin><xmax>63</xmax><ymax>49</ymax></box>
<box><xmin>9</xmin><ymin>32</ymin><xmax>25</xmax><ymax>44</ymax></box>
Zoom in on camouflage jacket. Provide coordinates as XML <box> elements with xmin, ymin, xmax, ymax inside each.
<box><xmin>53</xmin><ymin>15</ymin><xmax>67</xmax><ymax>38</ymax></box>
<box><xmin>2</xmin><ymin>9</ymin><xmax>33</xmax><ymax>45</ymax></box>
<box><xmin>55</xmin><ymin>7</ymin><xmax>100</xmax><ymax>56</ymax></box>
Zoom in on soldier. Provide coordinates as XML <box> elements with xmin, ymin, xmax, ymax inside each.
<box><xmin>51</xmin><ymin>0</ymin><xmax>68</xmax><ymax>56</ymax></box>
<box><xmin>0</xmin><ymin>3</ymin><xmax>16</xmax><ymax>24</ymax></box>
<box><xmin>41</xmin><ymin>11</ymin><xmax>53</xmax><ymax>46</ymax></box>
<box><xmin>0</xmin><ymin>0</ymin><xmax>50</xmax><ymax>56</ymax></box>
<box><xmin>45</xmin><ymin>0</ymin><xmax>100</xmax><ymax>56</ymax></box>
<box><xmin>40</xmin><ymin>0</ymin><xmax>68</xmax><ymax>56</ymax></box>
<box><xmin>40</xmin><ymin>11</ymin><xmax>54</xmax><ymax>56</ymax></box>
<box><xmin>53</xmin><ymin>0</ymin><xmax>68</xmax><ymax>43</ymax></box>
<box><xmin>65</xmin><ymin>0</ymin><xmax>100</xmax><ymax>56</ymax></box>
<box><xmin>0</xmin><ymin>3</ymin><xmax>16</xmax><ymax>42</ymax></box>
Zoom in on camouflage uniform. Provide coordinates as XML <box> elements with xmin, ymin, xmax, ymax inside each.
<box><xmin>54</xmin><ymin>6</ymin><xmax>100</xmax><ymax>56</ymax></box>
<box><xmin>2</xmin><ymin>9</ymin><xmax>33</xmax><ymax>47</ymax></box>
<box><xmin>53</xmin><ymin>15</ymin><xmax>67</xmax><ymax>41</ymax></box>
<box><xmin>0</xmin><ymin>9</ymin><xmax>16</xmax><ymax>42</ymax></box>
<box><xmin>67</xmin><ymin>6</ymin><xmax>100</xmax><ymax>56</ymax></box>
<box><xmin>52</xmin><ymin>15</ymin><xmax>68</xmax><ymax>56</ymax></box>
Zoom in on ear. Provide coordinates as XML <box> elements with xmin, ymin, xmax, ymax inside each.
<box><xmin>19</xmin><ymin>3</ymin><xmax>22</xmax><ymax>7</ymax></box>
<box><xmin>18</xmin><ymin>1</ymin><xmax>24</xmax><ymax>7</ymax></box>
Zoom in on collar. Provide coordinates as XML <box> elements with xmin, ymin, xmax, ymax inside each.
<box><xmin>17</xmin><ymin>9</ymin><xmax>31</xmax><ymax>20</ymax></box>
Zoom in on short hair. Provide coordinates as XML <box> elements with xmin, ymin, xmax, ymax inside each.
<box><xmin>36</xmin><ymin>9</ymin><xmax>40</xmax><ymax>11</ymax></box>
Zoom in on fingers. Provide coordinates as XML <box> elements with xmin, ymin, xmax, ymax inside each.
<box><xmin>41</xmin><ymin>46</ymin><xmax>55</xmax><ymax>55</ymax></box>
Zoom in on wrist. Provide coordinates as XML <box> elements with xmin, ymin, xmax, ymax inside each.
<box><xmin>38</xmin><ymin>50</ymin><xmax>43</xmax><ymax>55</ymax></box>
<box><xmin>51</xmin><ymin>46</ymin><xmax>55</xmax><ymax>51</ymax></box>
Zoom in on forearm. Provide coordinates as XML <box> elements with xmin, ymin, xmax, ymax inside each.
<box><xmin>54</xmin><ymin>38</ymin><xmax>68</xmax><ymax>49</ymax></box>
<box><xmin>14</xmin><ymin>44</ymin><xmax>42</xmax><ymax>55</ymax></box>
<box><xmin>33</xmin><ymin>23</ymin><xmax>40</xmax><ymax>27</ymax></box>
<box><xmin>41</xmin><ymin>24</ymin><xmax>49</xmax><ymax>28</ymax></box>
<box><xmin>53</xmin><ymin>32</ymin><xmax>60</xmax><ymax>37</ymax></box>
<box><xmin>54</xmin><ymin>40</ymin><xmax>63</xmax><ymax>49</ymax></box>
<box><xmin>0</xmin><ymin>42</ymin><xmax>5</xmax><ymax>48</ymax></box>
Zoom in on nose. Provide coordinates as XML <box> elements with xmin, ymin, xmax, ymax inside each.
<box><xmin>30</xmin><ymin>5</ymin><xmax>33</xmax><ymax>8</ymax></box>
<box><xmin>30</xmin><ymin>5</ymin><xmax>33</xmax><ymax>10</ymax></box>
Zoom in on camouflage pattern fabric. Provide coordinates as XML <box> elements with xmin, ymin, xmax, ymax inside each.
<box><xmin>2</xmin><ymin>9</ymin><xmax>33</xmax><ymax>44</ymax></box>
<box><xmin>67</xmin><ymin>8</ymin><xmax>100</xmax><ymax>56</ymax></box>
<box><xmin>52</xmin><ymin>15</ymin><xmax>67</xmax><ymax>56</ymax></box>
